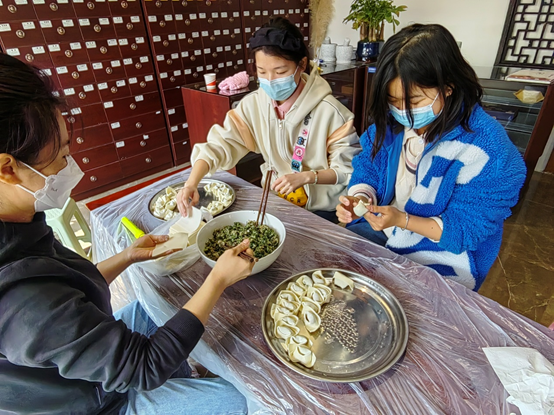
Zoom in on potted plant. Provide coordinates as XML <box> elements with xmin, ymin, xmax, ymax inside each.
<box><xmin>343</xmin><ymin>0</ymin><xmax>407</xmax><ymax>61</ymax></box>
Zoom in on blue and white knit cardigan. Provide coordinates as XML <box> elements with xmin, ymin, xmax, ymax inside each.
<box><xmin>348</xmin><ymin>105</ymin><xmax>526</xmax><ymax>290</ymax></box>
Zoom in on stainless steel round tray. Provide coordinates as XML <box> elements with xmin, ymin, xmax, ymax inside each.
<box><xmin>148</xmin><ymin>179</ymin><xmax>236</xmax><ymax>221</ymax></box>
<box><xmin>262</xmin><ymin>268</ymin><xmax>409</xmax><ymax>383</ymax></box>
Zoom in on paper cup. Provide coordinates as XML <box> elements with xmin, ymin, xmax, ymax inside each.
<box><xmin>204</xmin><ymin>73</ymin><xmax>217</xmax><ymax>90</ymax></box>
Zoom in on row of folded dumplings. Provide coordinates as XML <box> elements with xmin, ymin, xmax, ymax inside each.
<box><xmin>270</xmin><ymin>271</ymin><xmax>355</xmax><ymax>368</ymax></box>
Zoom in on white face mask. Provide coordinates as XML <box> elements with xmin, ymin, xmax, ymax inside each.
<box><xmin>16</xmin><ymin>156</ymin><xmax>84</xmax><ymax>212</ymax></box>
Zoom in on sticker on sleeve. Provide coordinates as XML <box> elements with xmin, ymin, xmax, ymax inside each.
<box><xmin>56</xmin><ymin>66</ymin><xmax>69</xmax><ymax>74</ymax></box>
<box><xmin>39</xmin><ymin>21</ymin><xmax>53</xmax><ymax>28</ymax></box>
<box><xmin>70</xmin><ymin>42</ymin><xmax>81</xmax><ymax>50</ymax></box>
<box><xmin>116</xmin><ymin>80</ymin><xmax>126</xmax><ymax>87</ymax></box>
<box><xmin>124</xmin><ymin>58</ymin><xmax>132</xmax><ymax>65</ymax></box>
<box><xmin>32</xmin><ymin>46</ymin><xmax>46</xmax><ymax>54</ymax></box>
<box><xmin>145</xmin><ymin>75</ymin><xmax>153</xmax><ymax>82</ymax></box>
<box><xmin>98</xmin><ymin>82</ymin><xmax>108</xmax><ymax>89</ymax></box>
<box><xmin>77</xmin><ymin>64</ymin><xmax>88</xmax><ymax>71</ymax></box>
<box><xmin>83</xmin><ymin>84</ymin><xmax>94</xmax><ymax>92</ymax></box>
<box><xmin>104</xmin><ymin>101</ymin><xmax>114</xmax><ymax>108</ymax></box>
<box><xmin>113</xmin><ymin>16</ymin><xmax>123</xmax><ymax>24</ymax></box>
<box><xmin>79</xmin><ymin>18</ymin><xmax>91</xmax><ymax>26</ymax></box>
<box><xmin>111</xmin><ymin>122</ymin><xmax>120</xmax><ymax>129</ymax></box>
<box><xmin>135</xmin><ymin>95</ymin><xmax>144</xmax><ymax>102</ymax></box>
<box><xmin>62</xmin><ymin>19</ymin><xmax>74</xmax><ymax>27</ymax></box>
<box><xmin>22</xmin><ymin>22</ymin><xmax>36</xmax><ymax>30</ymax></box>
<box><xmin>131</xmin><ymin>16</ymin><xmax>140</xmax><ymax>23</ymax></box>
<box><xmin>119</xmin><ymin>38</ymin><xmax>129</xmax><ymax>46</ymax></box>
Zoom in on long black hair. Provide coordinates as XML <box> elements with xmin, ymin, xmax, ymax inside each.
<box><xmin>0</xmin><ymin>53</ymin><xmax>66</xmax><ymax>166</ymax></box>
<box><xmin>368</xmin><ymin>24</ymin><xmax>482</xmax><ymax>157</ymax></box>
<box><xmin>249</xmin><ymin>17</ymin><xmax>311</xmax><ymax>75</ymax></box>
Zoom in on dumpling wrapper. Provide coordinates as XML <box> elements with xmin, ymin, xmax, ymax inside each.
<box><xmin>186</xmin><ymin>221</ymin><xmax>205</xmax><ymax>246</ymax></box>
<box><xmin>333</xmin><ymin>271</ymin><xmax>355</xmax><ymax>291</ymax></box>
<box><xmin>311</xmin><ymin>270</ymin><xmax>329</xmax><ymax>286</ymax></box>
<box><xmin>275</xmin><ymin>323</ymin><xmax>300</xmax><ymax>340</ymax></box>
<box><xmin>353</xmin><ymin>201</ymin><xmax>369</xmax><ymax>217</ymax></box>
<box><xmin>296</xmin><ymin>275</ymin><xmax>314</xmax><ymax>289</ymax></box>
<box><xmin>289</xmin><ymin>345</ymin><xmax>317</xmax><ymax>368</ymax></box>
<box><xmin>170</xmin><ymin>207</ymin><xmax>202</xmax><ymax>234</ymax></box>
<box><xmin>152</xmin><ymin>232</ymin><xmax>188</xmax><ymax>257</ymax></box>
<box><xmin>302</xmin><ymin>308</ymin><xmax>321</xmax><ymax>333</ymax></box>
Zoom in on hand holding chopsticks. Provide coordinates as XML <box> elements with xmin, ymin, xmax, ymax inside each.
<box><xmin>224</xmin><ymin>243</ymin><xmax>258</xmax><ymax>263</ymax></box>
<box><xmin>256</xmin><ymin>170</ymin><xmax>273</xmax><ymax>227</ymax></box>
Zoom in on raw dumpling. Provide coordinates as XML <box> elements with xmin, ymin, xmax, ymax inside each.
<box><xmin>307</xmin><ymin>284</ymin><xmax>332</xmax><ymax>305</ymax></box>
<box><xmin>166</xmin><ymin>199</ymin><xmax>177</xmax><ymax>211</ymax></box>
<box><xmin>333</xmin><ymin>271</ymin><xmax>354</xmax><ymax>291</ymax></box>
<box><xmin>296</xmin><ymin>275</ymin><xmax>314</xmax><ymax>289</ymax></box>
<box><xmin>275</xmin><ymin>322</ymin><xmax>300</xmax><ymax>340</ymax></box>
<box><xmin>289</xmin><ymin>345</ymin><xmax>317</xmax><ymax>368</ymax></box>
<box><xmin>271</xmin><ymin>304</ymin><xmax>294</xmax><ymax>321</ymax></box>
<box><xmin>277</xmin><ymin>290</ymin><xmax>300</xmax><ymax>303</ymax></box>
<box><xmin>278</xmin><ymin>315</ymin><xmax>299</xmax><ymax>326</ymax></box>
<box><xmin>165</xmin><ymin>186</ymin><xmax>177</xmax><ymax>197</ymax></box>
<box><xmin>163</xmin><ymin>210</ymin><xmax>176</xmax><ymax>221</ymax></box>
<box><xmin>285</xmin><ymin>335</ymin><xmax>313</xmax><ymax>352</ymax></box>
<box><xmin>302</xmin><ymin>308</ymin><xmax>321</xmax><ymax>333</ymax></box>
<box><xmin>277</xmin><ymin>298</ymin><xmax>300</xmax><ymax>314</ymax></box>
<box><xmin>300</xmin><ymin>297</ymin><xmax>321</xmax><ymax>314</ymax></box>
<box><xmin>311</xmin><ymin>270</ymin><xmax>329</xmax><ymax>286</ymax></box>
<box><xmin>353</xmin><ymin>200</ymin><xmax>369</xmax><ymax>217</ymax></box>
<box><xmin>287</xmin><ymin>282</ymin><xmax>306</xmax><ymax>297</ymax></box>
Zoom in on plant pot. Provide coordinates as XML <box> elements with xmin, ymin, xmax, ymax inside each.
<box><xmin>356</xmin><ymin>40</ymin><xmax>384</xmax><ymax>62</ymax></box>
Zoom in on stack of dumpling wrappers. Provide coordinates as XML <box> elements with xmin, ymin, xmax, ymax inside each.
<box><xmin>152</xmin><ymin>207</ymin><xmax>205</xmax><ymax>257</ymax></box>
<box><xmin>270</xmin><ymin>271</ymin><xmax>355</xmax><ymax>368</ymax></box>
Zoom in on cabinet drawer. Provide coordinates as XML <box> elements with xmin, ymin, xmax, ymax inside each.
<box><xmin>0</xmin><ymin>20</ymin><xmax>43</xmax><ymax>48</ymax></box>
<box><xmin>84</xmin><ymin>38</ymin><xmax>121</xmax><ymax>61</ymax></box>
<box><xmin>97</xmin><ymin>78</ymin><xmax>132</xmax><ymax>101</ymax></box>
<box><xmin>70</xmin><ymin>123</ymin><xmax>113</xmax><ymax>154</ymax></box>
<box><xmin>72</xmin><ymin>0</ymin><xmax>111</xmax><ymax>17</ymax></box>
<box><xmin>143</xmin><ymin>0</ymin><xmax>173</xmax><ymax>15</ymax></box>
<box><xmin>78</xmin><ymin>17</ymin><xmax>116</xmax><ymax>41</ymax></box>
<box><xmin>75</xmin><ymin>142</ymin><xmax>118</xmax><ymax>171</ymax></box>
<box><xmin>123</xmin><ymin>56</ymin><xmax>154</xmax><ymax>77</ymax></box>
<box><xmin>163</xmin><ymin>87</ymin><xmax>184</xmax><ymax>108</ymax></box>
<box><xmin>5</xmin><ymin>45</ymin><xmax>52</xmax><ymax>68</ymax></box>
<box><xmin>34</xmin><ymin>1</ymin><xmax>75</xmax><ymax>20</ymax></box>
<box><xmin>91</xmin><ymin>59</ymin><xmax>127</xmax><ymax>83</ymax></box>
<box><xmin>48</xmin><ymin>41</ymin><xmax>88</xmax><ymax>66</ymax></box>
<box><xmin>115</xmin><ymin>129</ymin><xmax>170</xmax><ymax>159</ymax></box>
<box><xmin>67</xmin><ymin>102</ymin><xmax>107</xmax><ymax>128</ymax></box>
<box><xmin>128</xmin><ymin>73</ymin><xmax>158</xmax><ymax>95</ymax></box>
<box><xmin>120</xmin><ymin>145</ymin><xmax>172</xmax><ymax>177</ymax></box>
<box><xmin>40</xmin><ymin>18</ymin><xmax>82</xmax><ymax>44</ymax></box>
<box><xmin>167</xmin><ymin>105</ymin><xmax>186</xmax><ymax>126</ymax></box>
<box><xmin>147</xmin><ymin>14</ymin><xmax>176</xmax><ymax>35</ymax></box>
<box><xmin>178</xmin><ymin>33</ymin><xmax>202</xmax><ymax>51</ymax></box>
<box><xmin>155</xmin><ymin>53</ymin><xmax>183</xmax><ymax>73</ymax></box>
<box><xmin>73</xmin><ymin>160</ymin><xmax>122</xmax><ymax>195</ymax></box>
<box><xmin>173</xmin><ymin>139</ymin><xmax>191</xmax><ymax>163</ymax></box>
<box><xmin>63</xmin><ymin>83</ymin><xmax>101</xmax><ymax>107</ymax></box>
<box><xmin>55</xmin><ymin>63</ymin><xmax>95</xmax><ymax>87</ymax></box>
<box><xmin>173</xmin><ymin>0</ymin><xmax>198</xmax><ymax>15</ymax></box>
<box><xmin>1</xmin><ymin>1</ymin><xmax>36</xmax><ymax>20</ymax></box>
<box><xmin>170</xmin><ymin>123</ymin><xmax>189</xmax><ymax>143</ymax></box>
<box><xmin>114</xmin><ymin>15</ymin><xmax>146</xmax><ymax>38</ymax></box>
<box><xmin>118</xmin><ymin>35</ymin><xmax>148</xmax><ymax>58</ymax></box>
<box><xmin>159</xmin><ymin>70</ymin><xmax>185</xmax><ymax>90</ymax></box>
<box><xmin>151</xmin><ymin>34</ymin><xmax>180</xmax><ymax>55</ymax></box>
<box><xmin>108</xmin><ymin>0</ymin><xmax>142</xmax><ymax>16</ymax></box>
<box><xmin>110</xmin><ymin>110</ymin><xmax>166</xmax><ymax>140</ymax></box>
<box><xmin>104</xmin><ymin>91</ymin><xmax>163</xmax><ymax>122</ymax></box>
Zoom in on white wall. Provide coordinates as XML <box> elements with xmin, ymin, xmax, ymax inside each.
<box><xmin>326</xmin><ymin>0</ymin><xmax>511</xmax><ymax>68</ymax></box>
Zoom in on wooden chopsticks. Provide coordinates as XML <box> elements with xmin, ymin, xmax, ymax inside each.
<box><xmin>224</xmin><ymin>244</ymin><xmax>258</xmax><ymax>263</ymax></box>
<box><xmin>256</xmin><ymin>170</ymin><xmax>273</xmax><ymax>227</ymax></box>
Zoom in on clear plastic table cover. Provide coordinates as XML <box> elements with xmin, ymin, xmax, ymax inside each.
<box><xmin>90</xmin><ymin>170</ymin><xmax>554</xmax><ymax>415</ymax></box>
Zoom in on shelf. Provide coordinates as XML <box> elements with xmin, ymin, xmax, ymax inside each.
<box><xmin>482</xmin><ymin>94</ymin><xmax>543</xmax><ymax>111</ymax></box>
<box><xmin>496</xmin><ymin>119</ymin><xmax>535</xmax><ymax>135</ymax></box>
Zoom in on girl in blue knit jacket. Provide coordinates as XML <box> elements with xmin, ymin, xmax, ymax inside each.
<box><xmin>337</xmin><ymin>24</ymin><xmax>526</xmax><ymax>291</ymax></box>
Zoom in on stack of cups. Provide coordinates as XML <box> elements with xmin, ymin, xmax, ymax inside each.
<box><xmin>204</xmin><ymin>73</ymin><xmax>217</xmax><ymax>91</ymax></box>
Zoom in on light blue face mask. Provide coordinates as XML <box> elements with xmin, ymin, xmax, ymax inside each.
<box><xmin>258</xmin><ymin>66</ymin><xmax>299</xmax><ymax>101</ymax></box>
<box><xmin>389</xmin><ymin>93</ymin><xmax>440</xmax><ymax>129</ymax></box>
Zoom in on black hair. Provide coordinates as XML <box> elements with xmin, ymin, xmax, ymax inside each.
<box><xmin>0</xmin><ymin>53</ymin><xmax>66</xmax><ymax>167</ymax></box>
<box><xmin>249</xmin><ymin>17</ymin><xmax>311</xmax><ymax>75</ymax></box>
<box><xmin>368</xmin><ymin>24</ymin><xmax>483</xmax><ymax>157</ymax></box>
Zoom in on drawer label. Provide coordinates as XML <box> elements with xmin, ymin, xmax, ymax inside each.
<box><xmin>194</xmin><ymin>49</ymin><xmax>201</xmax><ymax>55</ymax></box>
<box><xmin>83</xmin><ymin>84</ymin><xmax>94</xmax><ymax>92</ymax></box>
<box><xmin>226</xmin><ymin>61</ymin><xmax>232</xmax><ymax>66</ymax></box>
<box><xmin>153</xmin><ymin>36</ymin><xmax>161</xmax><ymax>42</ymax></box>
<box><xmin>71</xmin><ymin>107</ymin><xmax>82</xmax><ymax>115</ymax></box>
<box><xmin>33</xmin><ymin>0</ymin><xmax>46</xmax><ymax>3</ymax></box>
<box><xmin>0</xmin><ymin>24</ymin><xmax>11</xmax><ymax>32</ymax></box>
<box><xmin>98</xmin><ymin>82</ymin><xmax>108</xmax><ymax>89</ymax></box>
<box><xmin>128</xmin><ymin>77</ymin><xmax>137</xmax><ymax>84</ymax></box>
<box><xmin>234</xmin><ymin>28</ymin><xmax>240</xmax><ymax>34</ymax></box>
<box><xmin>263</xmin><ymin>10</ymin><xmax>268</xmax><ymax>15</ymax></box>
<box><xmin>62</xmin><ymin>19</ymin><xmax>74</xmax><ymax>27</ymax></box>
<box><xmin>237</xmin><ymin>59</ymin><xmax>243</xmax><ymax>64</ymax></box>
<box><xmin>99</xmin><ymin>18</ymin><xmax>110</xmax><ymax>25</ymax></box>
<box><xmin>168</xmin><ymin>108</ymin><xmax>175</xmax><ymax>115</ymax></box>
<box><xmin>243</xmin><ymin>11</ymin><xmax>249</xmax><ymax>16</ymax></box>
<box><xmin>7</xmin><ymin>48</ymin><xmax>20</xmax><ymax>56</ymax></box>
<box><xmin>79</xmin><ymin>18</ymin><xmax>91</xmax><ymax>26</ymax></box>
<box><xmin>124</xmin><ymin>58</ymin><xmax>133</xmax><ymax>65</ymax></box>
<box><xmin>224</xmin><ymin>46</ymin><xmax>231</xmax><ymax>51</ymax></box>
<box><xmin>135</xmin><ymin>37</ymin><xmax>145</xmax><ymax>43</ymax></box>
<box><xmin>22</xmin><ymin>22</ymin><xmax>35</xmax><ymax>30</ymax></box>
<box><xmin>245</xmin><ymin>27</ymin><xmax>251</xmax><ymax>33</ymax></box>
<box><xmin>203</xmin><ymin>48</ymin><xmax>210</xmax><ymax>54</ymax></box>
<box><xmin>118</xmin><ymin>38</ymin><xmax>128</xmax><ymax>45</ymax></box>
<box><xmin>135</xmin><ymin>95</ymin><xmax>144</xmax><ymax>101</ymax></box>
<box><xmin>32</xmin><ymin>46</ymin><xmax>46</xmax><ymax>54</ymax></box>
<box><xmin>160</xmin><ymin>72</ymin><xmax>168</xmax><ymax>79</ymax></box>
<box><xmin>196</xmin><ymin>66</ymin><xmax>203</xmax><ymax>71</ymax></box>
<box><xmin>116</xmin><ymin>80</ymin><xmax>126</xmax><ymax>87</ymax></box>
<box><xmin>131</xmin><ymin>16</ymin><xmax>140</xmax><ymax>23</ymax></box>
<box><xmin>56</xmin><ymin>66</ymin><xmax>68</xmax><ymax>74</ymax></box>
<box><xmin>116</xmin><ymin>141</ymin><xmax>125</xmax><ymax>148</ymax></box>
<box><xmin>255</xmin><ymin>10</ymin><xmax>261</xmax><ymax>15</ymax></box>
<box><xmin>93</xmin><ymin>62</ymin><xmax>103</xmax><ymax>69</ymax></box>
<box><xmin>216</xmin><ymin>46</ymin><xmax>223</xmax><ymax>52</ymax></box>
<box><xmin>148</xmin><ymin>16</ymin><xmax>157</xmax><ymax>22</ymax></box>
<box><xmin>185</xmin><ymin>69</ymin><xmax>191</xmax><ymax>75</ymax></box>
<box><xmin>104</xmin><ymin>101</ymin><xmax>114</xmax><ymax>108</ymax></box>
<box><xmin>39</xmin><ymin>21</ymin><xmax>53</xmax><ymax>28</ymax></box>
<box><xmin>113</xmin><ymin>17</ymin><xmax>123</xmax><ymax>24</ymax></box>
<box><xmin>233</xmin><ymin>12</ymin><xmax>239</xmax><ymax>17</ymax></box>
<box><xmin>171</xmin><ymin>53</ymin><xmax>178</xmax><ymax>59</ymax></box>
<box><xmin>236</xmin><ymin>44</ymin><xmax>242</xmax><ymax>49</ymax></box>
<box><xmin>212</xmin><ymin>12</ymin><xmax>218</xmax><ymax>18</ymax></box>
<box><xmin>15</xmin><ymin>0</ymin><xmax>28</xmax><ymax>4</ymax></box>
<box><xmin>164</xmin><ymin>14</ymin><xmax>173</xmax><ymax>21</ymax></box>
<box><xmin>145</xmin><ymin>75</ymin><xmax>153</xmax><ymax>82</ymax></box>
<box><xmin>206</xmin><ymin>64</ymin><xmax>212</xmax><ymax>70</ymax></box>
<box><xmin>192</xmin><ymin>32</ymin><xmax>199</xmax><ymax>38</ymax></box>
<box><xmin>111</xmin><ymin>122</ymin><xmax>120</xmax><ymax>129</ymax></box>
<box><xmin>190</xmin><ymin>13</ymin><xmax>197</xmax><ymax>20</ymax></box>
<box><xmin>178</xmin><ymin>33</ymin><xmax>186</xmax><ymax>40</ymax></box>
<box><xmin>218</xmin><ymin>62</ymin><xmax>224</xmax><ymax>68</ymax></box>
<box><xmin>42</xmin><ymin>68</ymin><xmax>52</xmax><ymax>76</ymax></box>
<box><xmin>156</xmin><ymin>55</ymin><xmax>164</xmax><ymax>61</ymax></box>
<box><xmin>221</xmin><ymin>12</ymin><xmax>228</xmax><ymax>18</ymax></box>
<box><xmin>107</xmin><ymin>39</ymin><xmax>118</xmax><ymax>46</ymax></box>
<box><xmin>222</xmin><ymin>29</ymin><xmax>229</xmax><ymax>35</ymax></box>
<box><xmin>175</xmin><ymin>14</ymin><xmax>183</xmax><ymax>21</ymax></box>
<box><xmin>70</xmin><ymin>42</ymin><xmax>81</xmax><ymax>50</ymax></box>
<box><xmin>58</xmin><ymin>0</ymin><xmax>68</xmax><ymax>3</ymax></box>
<box><xmin>181</xmin><ymin>51</ymin><xmax>188</xmax><ymax>57</ymax></box>
<box><xmin>199</xmin><ymin>13</ymin><xmax>206</xmax><ymax>19</ymax></box>
<box><xmin>111</xmin><ymin>60</ymin><xmax>121</xmax><ymax>67</ymax></box>
<box><xmin>174</xmin><ymin>70</ymin><xmax>181</xmax><ymax>76</ymax></box>
<box><xmin>77</xmin><ymin>64</ymin><xmax>88</xmax><ymax>71</ymax></box>
<box><xmin>171</xmin><ymin>126</ymin><xmax>178</xmax><ymax>132</ymax></box>
<box><xmin>214</xmin><ymin>30</ymin><xmax>221</xmax><ymax>35</ymax></box>
<box><xmin>168</xmin><ymin>34</ymin><xmax>176</xmax><ymax>41</ymax></box>
<box><xmin>140</xmin><ymin>56</ymin><xmax>148</xmax><ymax>63</ymax></box>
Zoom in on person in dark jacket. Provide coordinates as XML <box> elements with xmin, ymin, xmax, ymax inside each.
<box><xmin>0</xmin><ymin>54</ymin><xmax>252</xmax><ymax>414</ymax></box>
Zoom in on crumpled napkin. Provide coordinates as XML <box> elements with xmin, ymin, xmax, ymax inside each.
<box><xmin>483</xmin><ymin>347</ymin><xmax>554</xmax><ymax>415</ymax></box>
<box><xmin>218</xmin><ymin>71</ymin><xmax>250</xmax><ymax>90</ymax></box>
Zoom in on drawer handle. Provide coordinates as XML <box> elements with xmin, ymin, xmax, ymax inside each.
<box><xmin>234</xmin><ymin>65</ymin><xmax>238</xmax><ymax>70</ymax></box>
<box><xmin>131</xmin><ymin>43</ymin><xmax>138</xmax><ymax>51</ymax></box>
<box><xmin>231</xmin><ymin>33</ymin><xmax>236</xmax><ymax>39</ymax></box>
<box><xmin>210</xmin><ymin>35</ymin><xmax>215</xmax><ymax>41</ymax></box>
<box><xmin>140</xmin><ymin>140</ymin><xmax>147</xmax><ymax>147</ymax></box>
<box><xmin>129</xmin><ymin>103</ymin><xmax>136</xmax><ymax>110</ymax></box>
<box><xmin>155</xmin><ymin>0</ymin><xmax>162</xmax><ymax>7</ymax></box>
<box><xmin>135</xmin><ymin>62</ymin><xmax>142</xmax><ymax>69</ymax></box>
<box><xmin>182</xmin><ymin>0</ymin><xmax>188</xmax><ymax>6</ymax></box>
<box><xmin>251</xmin><ymin>16</ymin><xmax>256</xmax><ymax>20</ymax></box>
<box><xmin>170</xmin><ymin>76</ymin><xmax>176</xmax><ymax>82</ymax></box>
<box><xmin>145</xmin><ymin>157</ymin><xmax>152</xmax><ymax>163</ymax></box>
<box><xmin>185</xmin><ymin>19</ymin><xmax>191</xmax><ymax>26</ymax></box>
<box><xmin>193</xmin><ymin>72</ymin><xmax>199</xmax><ymax>78</ymax></box>
<box><xmin>212</xmin><ymin>52</ymin><xmax>217</xmax><ymax>58</ymax></box>
<box><xmin>94</xmin><ymin>24</ymin><xmax>101</xmax><ymax>33</ymax></box>
<box><xmin>57</xmin><ymin>27</ymin><xmax>65</xmax><ymax>35</ymax></box>
<box><xmin>136</xmin><ymin>122</ymin><xmax>142</xmax><ymax>128</ymax></box>
<box><xmin>72</xmin><ymin>71</ymin><xmax>80</xmax><ymax>79</ymax></box>
<box><xmin>206</xmin><ymin>0</ymin><xmax>211</xmax><ymax>5</ymax></box>
<box><xmin>190</xmin><ymin>55</ymin><xmax>196</xmax><ymax>61</ymax></box>
<box><xmin>159</xmin><ymin>20</ymin><xmax>166</xmax><ymax>28</ymax></box>
<box><xmin>232</xmin><ymin>50</ymin><xmax>237</xmax><ymax>55</ymax></box>
<box><xmin>106</xmin><ymin>67</ymin><xmax>113</xmax><ymax>74</ymax></box>
<box><xmin>166</xmin><ymin>58</ymin><xmax>173</xmax><ymax>65</ymax></box>
<box><xmin>25</xmin><ymin>54</ymin><xmax>34</xmax><ymax>62</ymax></box>
<box><xmin>121</xmin><ymin>1</ymin><xmax>128</xmax><ymax>8</ymax></box>
<box><xmin>214</xmin><ymin>68</ymin><xmax>219</xmax><ymax>74</ymax></box>
<box><xmin>68</xmin><ymin>116</ymin><xmax>76</xmax><ymax>124</ymax></box>
<box><xmin>87</xmin><ymin>1</ymin><xmax>95</xmax><ymax>9</ymax></box>
<box><xmin>229</xmin><ymin>17</ymin><xmax>234</xmax><ymax>22</ymax></box>
<box><xmin>126</xmin><ymin>23</ymin><xmax>133</xmax><ymax>30</ymax></box>
<box><xmin>140</xmin><ymin>81</ymin><xmax>147</xmax><ymax>88</ymax></box>
<box><xmin>90</xmin><ymin>175</ymin><xmax>97</xmax><ymax>182</ymax></box>
<box><xmin>16</xmin><ymin>29</ymin><xmax>25</xmax><ymax>39</ymax></box>
<box><xmin>163</xmin><ymin>40</ymin><xmax>170</xmax><ymax>47</ymax></box>
<box><xmin>82</xmin><ymin>157</ymin><xmax>90</xmax><ymax>164</ymax></box>
<box><xmin>188</xmin><ymin>38</ymin><xmax>194</xmax><ymax>44</ymax></box>
<box><xmin>208</xmin><ymin>18</ymin><xmax>213</xmax><ymax>24</ymax></box>
<box><xmin>227</xmin><ymin>0</ymin><xmax>232</xmax><ymax>4</ymax></box>
<box><xmin>100</xmin><ymin>46</ymin><xmax>108</xmax><ymax>54</ymax></box>
<box><xmin>76</xmin><ymin>137</ymin><xmax>84</xmax><ymax>144</ymax></box>
<box><xmin>50</xmin><ymin>2</ymin><xmax>58</xmax><ymax>11</ymax></box>
<box><xmin>111</xmin><ymin>86</ymin><xmax>118</xmax><ymax>93</ymax></box>
<box><xmin>8</xmin><ymin>5</ymin><xmax>17</xmax><ymax>13</ymax></box>
<box><xmin>65</xmin><ymin>50</ymin><xmax>73</xmax><ymax>58</ymax></box>
<box><xmin>79</xmin><ymin>92</ymin><xmax>86</xmax><ymax>99</ymax></box>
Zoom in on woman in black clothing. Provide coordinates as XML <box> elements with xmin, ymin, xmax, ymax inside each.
<box><xmin>0</xmin><ymin>54</ymin><xmax>252</xmax><ymax>414</ymax></box>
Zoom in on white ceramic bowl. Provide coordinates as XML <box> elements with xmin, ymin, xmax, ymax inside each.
<box><xmin>196</xmin><ymin>210</ymin><xmax>286</xmax><ymax>275</ymax></box>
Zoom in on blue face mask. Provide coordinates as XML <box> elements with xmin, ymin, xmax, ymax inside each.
<box><xmin>389</xmin><ymin>93</ymin><xmax>440</xmax><ymax>129</ymax></box>
<box><xmin>258</xmin><ymin>67</ymin><xmax>299</xmax><ymax>101</ymax></box>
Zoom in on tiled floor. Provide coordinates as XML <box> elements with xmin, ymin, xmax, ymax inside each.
<box><xmin>80</xmin><ymin>168</ymin><xmax>554</xmax><ymax>328</ymax></box>
<box><xmin>479</xmin><ymin>172</ymin><xmax>554</xmax><ymax>328</ymax></box>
